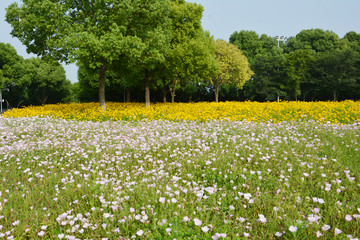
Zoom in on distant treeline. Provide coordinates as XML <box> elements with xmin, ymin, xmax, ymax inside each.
<box><xmin>76</xmin><ymin>29</ymin><xmax>360</xmax><ymax>103</ymax></box>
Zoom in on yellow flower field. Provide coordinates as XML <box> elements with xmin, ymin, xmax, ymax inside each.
<box><xmin>3</xmin><ymin>101</ymin><xmax>360</xmax><ymax>124</ymax></box>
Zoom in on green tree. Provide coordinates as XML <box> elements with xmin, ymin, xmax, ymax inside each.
<box><xmin>0</xmin><ymin>43</ymin><xmax>29</xmax><ymax>108</ymax></box>
<box><xmin>343</xmin><ymin>31</ymin><xmax>360</xmax><ymax>53</ymax></box>
<box><xmin>6</xmin><ymin>0</ymin><xmax>171</xmax><ymax>110</ymax></box>
<box><xmin>211</xmin><ymin>40</ymin><xmax>253</xmax><ymax>102</ymax></box>
<box><xmin>163</xmin><ymin>31</ymin><xmax>218</xmax><ymax>103</ymax></box>
<box><xmin>229</xmin><ymin>31</ymin><xmax>278</xmax><ymax>65</ymax></box>
<box><xmin>24</xmin><ymin>58</ymin><xmax>71</xmax><ymax>105</ymax></box>
<box><xmin>244</xmin><ymin>50</ymin><xmax>287</xmax><ymax>101</ymax></box>
<box><xmin>284</xmin><ymin>29</ymin><xmax>341</xmax><ymax>53</ymax></box>
<box><xmin>283</xmin><ymin>50</ymin><xmax>315</xmax><ymax>101</ymax></box>
<box><xmin>315</xmin><ymin>48</ymin><xmax>358</xmax><ymax>101</ymax></box>
<box><xmin>155</xmin><ymin>0</ymin><xmax>207</xmax><ymax>103</ymax></box>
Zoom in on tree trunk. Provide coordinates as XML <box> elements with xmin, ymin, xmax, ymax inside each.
<box><xmin>99</xmin><ymin>58</ymin><xmax>107</xmax><ymax>111</ymax></box>
<box><xmin>333</xmin><ymin>90</ymin><xmax>337</xmax><ymax>102</ymax></box>
<box><xmin>41</xmin><ymin>94</ymin><xmax>48</xmax><ymax>105</ymax></box>
<box><xmin>126</xmin><ymin>88</ymin><xmax>131</xmax><ymax>102</ymax></box>
<box><xmin>170</xmin><ymin>90</ymin><xmax>175</xmax><ymax>103</ymax></box>
<box><xmin>162</xmin><ymin>86</ymin><xmax>167</xmax><ymax>103</ymax></box>
<box><xmin>163</xmin><ymin>93</ymin><xmax>167</xmax><ymax>103</ymax></box>
<box><xmin>169</xmin><ymin>77</ymin><xmax>178</xmax><ymax>103</ymax></box>
<box><xmin>215</xmin><ymin>85</ymin><xmax>219</xmax><ymax>103</ymax></box>
<box><xmin>145</xmin><ymin>71</ymin><xmax>151</xmax><ymax>107</ymax></box>
<box><xmin>41</xmin><ymin>88</ymin><xmax>49</xmax><ymax>105</ymax></box>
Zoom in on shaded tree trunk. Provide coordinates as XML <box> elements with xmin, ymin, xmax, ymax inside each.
<box><xmin>333</xmin><ymin>90</ymin><xmax>337</xmax><ymax>102</ymax></box>
<box><xmin>99</xmin><ymin>58</ymin><xmax>107</xmax><ymax>111</ymax></box>
<box><xmin>162</xmin><ymin>84</ymin><xmax>168</xmax><ymax>103</ymax></box>
<box><xmin>214</xmin><ymin>85</ymin><xmax>219</xmax><ymax>103</ymax></box>
<box><xmin>145</xmin><ymin>70</ymin><xmax>151</xmax><ymax>107</ymax></box>
<box><xmin>41</xmin><ymin>92</ymin><xmax>49</xmax><ymax>105</ymax></box>
<box><xmin>163</xmin><ymin>91</ymin><xmax>167</xmax><ymax>103</ymax></box>
<box><xmin>126</xmin><ymin>88</ymin><xmax>131</xmax><ymax>102</ymax></box>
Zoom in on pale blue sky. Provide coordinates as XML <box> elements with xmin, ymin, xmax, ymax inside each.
<box><xmin>1</xmin><ymin>0</ymin><xmax>360</xmax><ymax>83</ymax></box>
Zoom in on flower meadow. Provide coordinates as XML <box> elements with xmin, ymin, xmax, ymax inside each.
<box><xmin>0</xmin><ymin>113</ymin><xmax>359</xmax><ymax>239</ymax></box>
<box><xmin>3</xmin><ymin>101</ymin><xmax>360</xmax><ymax>124</ymax></box>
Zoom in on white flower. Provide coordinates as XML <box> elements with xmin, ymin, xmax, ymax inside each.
<box><xmin>136</xmin><ymin>230</ymin><xmax>144</xmax><ymax>236</ymax></box>
<box><xmin>258</xmin><ymin>214</ymin><xmax>267</xmax><ymax>223</ymax></box>
<box><xmin>171</xmin><ymin>198</ymin><xmax>177</xmax><ymax>203</ymax></box>
<box><xmin>194</xmin><ymin>218</ymin><xmax>202</xmax><ymax>226</ymax></box>
<box><xmin>275</xmin><ymin>232</ymin><xmax>282</xmax><ymax>237</ymax></box>
<box><xmin>38</xmin><ymin>231</ymin><xmax>45</xmax><ymax>237</ymax></box>
<box><xmin>130</xmin><ymin>208</ymin><xmax>135</xmax><ymax>212</ymax></box>
<box><xmin>244</xmin><ymin>232</ymin><xmax>249</xmax><ymax>237</ymax></box>
<box><xmin>322</xmin><ymin>224</ymin><xmax>331</xmax><ymax>231</ymax></box>
<box><xmin>165</xmin><ymin>228</ymin><xmax>171</xmax><ymax>233</ymax></box>
<box><xmin>243</xmin><ymin>193</ymin><xmax>252</xmax><ymax>200</ymax></box>
<box><xmin>289</xmin><ymin>226</ymin><xmax>297</xmax><ymax>232</ymax></box>
<box><xmin>183</xmin><ymin>216</ymin><xmax>190</xmax><ymax>222</ymax></box>
<box><xmin>212</xmin><ymin>233</ymin><xmax>227</xmax><ymax>239</ymax></box>
<box><xmin>41</xmin><ymin>225</ymin><xmax>47</xmax><ymax>230</ymax></box>
<box><xmin>102</xmin><ymin>223</ymin><xmax>107</xmax><ymax>229</ymax></box>
<box><xmin>334</xmin><ymin>228</ymin><xmax>342</xmax><ymax>235</ymax></box>
<box><xmin>201</xmin><ymin>226</ymin><xmax>209</xmax><ymax>233</ymax></box>
<box><xmin>159</xmin><ymin>197</ymin><xmax>166</xmax><ymax>204</ymax></box>
<box><xmin>316</xmin><ymin>231</ymin><xmax>322</xmax><ymax>237</ymax></box>
<box><xmin>345</xmin><ymin>215</ymin><xmax>353</xmax><ymax>221</ymax></box>
<box><xmin>12</xmin><ymin>220</ymin><xmax>20</xmax><ymax>226</ymax></box>
<box><xmin>58</xmin><ymin>234</ymin><xmax>65</xmax><ymax>239</ymax></box>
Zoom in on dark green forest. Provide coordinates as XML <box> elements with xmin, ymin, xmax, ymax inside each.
<box><xmin>1</xmin><ymin>0</ymin><xmax>360</xmax><ymax>109</ymax></box>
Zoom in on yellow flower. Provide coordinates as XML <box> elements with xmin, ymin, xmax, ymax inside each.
<box><xmin>3</xmin><ymin>101</ymin><xmax>360</xmax><ymax>124</ymax></box>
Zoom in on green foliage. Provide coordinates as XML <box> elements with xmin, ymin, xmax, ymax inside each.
<box><xmin>6</xmin><ymin>0</ymin><xmax>173</xmax><ymax>109</ymax></box>
<box><xmin>244</xmin><ymin>51</ymin><xmax>287</xmax><ymax>101</ymax></box>
<box><xmin>0</xmin><ymin>42</ymin><xmax>73</xmax><ymax>107</ymax></box>
<box><xmin>283</xmin><ymin>50</ymin><xmax>315</xmax><ymax>100</ymax></box>
<box><xmin>211</xmin><ymin>40</ymin><xmax>253</xmax><ymax>102</ymax></box>
<box><xmin>314</xmin><ymin>48</ymin><xmax>359</xmax><ymax>101</ymax></box>
<box><xmin>284</xmin><ymin>29</ymin><xmax>341</xmax><ymax>53</ymax></box>
<box><xmin>229</xmin><ymin>31</ymin><xmax>278</xmax><ymax>65</ymax></box>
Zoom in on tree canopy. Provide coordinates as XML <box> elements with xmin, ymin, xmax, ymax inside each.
<box><xmin>6</xmin><ymin>0</ymin><xmax>172</xmax><ymax>109</ymax></box>
<box><xmin>211</xmin><ymin>40</ymin><xmax>253</xmax><ymax>102</ymax></box>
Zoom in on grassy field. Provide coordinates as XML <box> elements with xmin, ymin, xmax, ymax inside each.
<box><xmin>0</xmin><ymin>111</ymin><xmax>359</xmax><ymax>239</ymax></box>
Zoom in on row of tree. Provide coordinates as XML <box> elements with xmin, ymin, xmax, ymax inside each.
<box><xmin>2</xmin><ymin>0</ymin><xmax>360</xmax><ymax>108</ymax></box>
<box><xmin>0</xmin><ymin>43</ymin><xmax>72</xmax><ymax>108</ymax></box>
<box><xmin>230</xmin><ymin>29</ymin><xmax>360</xmax><ymax>102</ymax></box>
<box><xmin>73</xmin><ymin>28</ymin><xmax>360</xmax><ymax>104</ymax></box>
<box><xmin>5</xmin><ymin>0</ymin><xmax>252</xmax><ymax>109</ymax></box>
